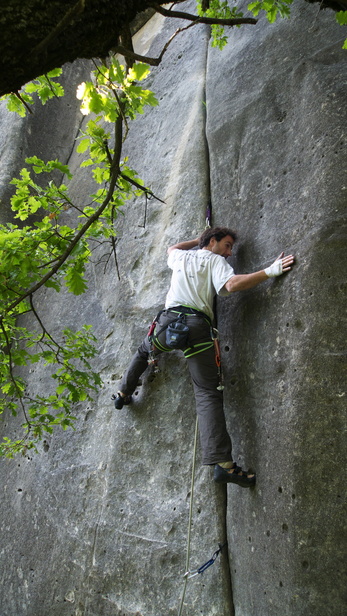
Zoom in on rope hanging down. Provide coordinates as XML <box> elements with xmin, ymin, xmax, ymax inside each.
<box><xmin>177</xmin><ymin>417</ymin><xmax>199</xmax><ymax>616</ymax></box>
<box><xmin>177</xmin><ymin>197</ymin><xmax>226</xmax><ymax>615</ymax></box>
<box><xmin>177</xmin><ymin>417</ymin><xmax>227</xmax><ymax>616</ymax></box>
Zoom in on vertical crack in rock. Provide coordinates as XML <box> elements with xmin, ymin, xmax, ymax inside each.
<box><xmin>221</xmin><ymin>485</ymin><xmax>235</xmax><ymax>616</ymax></box>
<box><xmin>201</xmin><ymin>54</ymin><xmax>212</xmax><ymax>225</ymax></box>
<box><xmin>203</xmin><ymin>27</ymin><xmax>236</xmax><ymax>616</ymax></box>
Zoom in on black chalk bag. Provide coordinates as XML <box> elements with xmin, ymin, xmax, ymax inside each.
<box><xmin>165</xmin><ymin>316</ymin><xmax>189</xmax><ymax>348</ymax></box>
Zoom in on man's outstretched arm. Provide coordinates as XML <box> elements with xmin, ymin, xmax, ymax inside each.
<box><xmin>167</xmin><ymin>237</ymin><xmax>200</xmax><ymax>254</ymax></box>
<box><xmin>224</xmin><ymin>253</ymin><xmax>295</xmax><ymax>293</ymax></box>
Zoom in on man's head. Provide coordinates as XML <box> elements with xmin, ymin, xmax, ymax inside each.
<box><xmin>199</xmin><ymin>226</ymin><xmax>237</xmax><ymax>258</ymax></box>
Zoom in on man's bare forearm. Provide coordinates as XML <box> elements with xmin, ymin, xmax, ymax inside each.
<box><xmin>225</xmin><ymin>270</ymin><xmax>268</xmax><ymax>292</ymax></box>
<box><xmin>224</xmin><ymin>253</ymin><xmax>295</xmax><ymax>293</ymax></box>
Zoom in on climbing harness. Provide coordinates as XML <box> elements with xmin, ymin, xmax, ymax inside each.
<box><xmin>183</xmin><ymin>542</ymin><xmax>228</xmax><ymax>579</ymax></box>
<box><xmin>147</xmin><ymin>308</ymin><xmax>224</xmax><ymax>391</ymax></box>
<box><xmin>169</xmin><ymin>307</ymin><xmax>214</xmax><ymax>360</ymax></box>
<box><xmin>147</xmin><ymin>307</ymin><xmax>212</xmax><ymax>356</ymax></box>
<box><xmin>147</xmin><ymin>309</ymin><xmax>188</xmax><ymax>352</ymax></box>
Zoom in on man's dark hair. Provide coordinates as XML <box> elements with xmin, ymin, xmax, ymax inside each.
<box><xmin>198</xmin><ymin>226</ymin><xmax>238</xmax><ymax>249</ymax></box>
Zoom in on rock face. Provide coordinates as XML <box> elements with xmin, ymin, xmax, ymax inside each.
<box><xmin>0</xmin><ymin>2</ymin><xmax>346</xmax><ymax>615</ymax></box>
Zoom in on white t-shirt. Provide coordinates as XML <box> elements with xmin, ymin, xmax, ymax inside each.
<box><xmin>165</xmin><ymin>249</ymin><xmax>234</xmax><ymax>321</ymax></box>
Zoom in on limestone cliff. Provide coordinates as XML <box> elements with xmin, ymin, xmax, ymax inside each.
<box><xmin>0</xmin><ymin>2</ymin><xmax>346</xmax><ymax>615</ymax></box>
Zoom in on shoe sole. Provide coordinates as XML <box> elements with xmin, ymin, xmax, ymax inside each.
<box><xmin>214</xmin><ymin>467</ymin><xmax>256</xmax><ymax>488</ymax></box>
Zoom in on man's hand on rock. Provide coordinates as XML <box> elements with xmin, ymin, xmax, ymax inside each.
<box><xmin>265</xmin><ymin>252</ymin><xmax>295</xmax><ymax>277</ymax></box>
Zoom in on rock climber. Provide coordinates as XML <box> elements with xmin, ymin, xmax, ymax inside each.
<box><xmin>113</xmin><ymin>226</ymin><xmax>295</xmax><ymax>487</ymax></box>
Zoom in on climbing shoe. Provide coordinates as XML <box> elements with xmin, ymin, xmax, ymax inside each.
<box><xmin>214</xmin><ymin>463</ymin><xmax>256</xmax><ymax>488</ymax></box>
<box><xmin>112</xmin><ymin>392</ymin><xmax>132</xmax><ymax>410</ymax></box>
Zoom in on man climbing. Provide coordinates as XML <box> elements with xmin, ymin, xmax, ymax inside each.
<box><xmin>113</xmin><ymin>227</ymin><xmax>294</xmax><ymax>487</ymax></box>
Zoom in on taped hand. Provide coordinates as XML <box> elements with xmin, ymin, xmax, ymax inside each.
<box><xmin>265</xmin><ymin>252</ymin><xmax>294</xmax><ymax>277</ymax></box>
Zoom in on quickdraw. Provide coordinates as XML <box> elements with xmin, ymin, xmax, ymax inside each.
<box><xmin>147</xmin><ymin>313</ymin><xmax>161</xmax><ymax>371</ymax></box>
<box><xmin>205</xmin><ymin>198</ymin><xmax>212</xmax><ymax>229</ymax></box>
<box><xmin>183</xmin><ymin>543</ymin><xmax>227</xmax><ymax>579</ymax></box>
<box><xmin>211</xmin><ymin>328</ymin><xmax>224</xmax><ymax>391</ymax></box>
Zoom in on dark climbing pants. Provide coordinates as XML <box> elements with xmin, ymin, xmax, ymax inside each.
<box><xmin>119</xmin><ymin>309</ymin><xmax>232</xmax><ymax>466</ymax></box>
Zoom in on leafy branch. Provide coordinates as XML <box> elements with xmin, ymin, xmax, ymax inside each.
<box><xmin>5</xmin><ymin>69</ymin><xmax>65</xmax><ymax>117</ymax></box>
<box><xmin>336</xmin><ymin>10</ymin><xmax>347</xmax><ymax>47</ymax></box>
<box><xmin>0</xmin><ymin>57</ymin><xmax>159</xmax><ymax>457</ymax></box>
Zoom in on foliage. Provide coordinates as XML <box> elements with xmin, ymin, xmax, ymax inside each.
<box><xmin>5</xmin><ymin>69</ymin><xmax>65</xmax><ymax>117</ymax></box>
<box><xmin>196</xmin><ymin>0</ymin><xmax>293</xmax><ymax>49</ymax></box>
<box><xmin>336</xmin><ymin>11</ymin><xmax>347</xmax><ymax>48</ymax></box>
<box><xmin>0</xmin><ymin>57</ymin><xmax>157</xmax><ymax>456</ymax></box>
<box><xmin>197</xmin><ymin>0</ymin><xmax>245</xmax><ymax>48</ymax></box>
<box><xmin>247</xmin><ymin>0</ymin><xmax>293</xmax><ymax>23</ymax></box>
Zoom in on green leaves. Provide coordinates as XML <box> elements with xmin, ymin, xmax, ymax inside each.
<box><xmin>336</xmin><ymin>10</ymin><xmax>347</xmax><ymax>25</ymax></box>
<box><xmin>0</xmin><ymin>155</ymin><xmax>101</xmax><ymax>456</ymax></box>
<box><xmin>336</xmin><ymin>11</ymin><xmax>347</xmax><ymax>48</ymax></box>
<box><xmin>26</xmin><ymin>156</ymin><xmax>72</xmax><ymax>178</ymax></box>
<box><xmin>24</xmin><ymin>70</ymin><xmax>64</xmax><ymax>104</ymax></box>
<box><xmin>128</xmin><ymin>63</ymin><xmax>151</xmax><ymax>82</ymax></box>
<box><xmin>76</xmin><ymin>59</ymin><xmax>158</xmax><ymax>122</ymax></box>
<box><xmin>0</xmin><ymin>55</ymin><xmax>160</xmax><ymax>457</ymax></box>
<box><xmin>196</xmin><ymin>0</ymin><xmax>294</xmax><ymax>40</ymax></box>
<box><xmin>2</xmin><ymin>69</ymin><xmax>65</xmax><ymax>116</ymax></box>
<box><xmin>197</xmin><ymin>0</ymin><xmax>245</xmax><ymax>49</ymax></box>
<box><xmin>0</xmin><ymin>324</ymin><xmax>101</xmax><ymax>458</ymax></box>
<box><xmin>5</xmin><ymin>93</ymin><xmax>33</xmax><ymax>117</ymax></box>
<box><xmin>248</xmin><ymin>0</ymin><xmax>293</xmax><ymax>22</ymax></box>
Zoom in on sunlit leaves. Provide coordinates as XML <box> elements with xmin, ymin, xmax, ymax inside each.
<box><xmin>196</xmin><ymin>0</ymin><xmax>294</xmax><ymax>47</ymax></box>
<box><xmin>2</xmin><ymin>69</ymin><xmax>64</xmax><ymax>116</ymax></box>
<box><xmin>197</xmin><ymin>0</ymin><xmax>245</xmax><ymax>48</ymax></box>
<box><xmin>336</xmin><ymin>11</ymin><xmax>347</xmax><ymax>48</ymax></box>
<box><xmin>248</xmin><ymin>0</ymin><xmax>293</xmax><ymax>22</ymax></box>
<box><xmin>4</xmin><ymin>93</ymin><xmax>33</xmax><ymax>117</ymax></box>
<box><xmin>26</xmin><ymin>156</ymin><xmax>72</xmax><ymax>178</ymax></box>
<box><xmin>24</xmin><ymin>69</ymin><xmax>64</xmax><ymax>103</ymax></box>
<box><xmin>336</xmin><ymin>10</ymin><xmax>347</xmax><ymax>24</ymax></box>
<box><xmin>76</xmin><ymin>59</ymin><xmax>158</xmax><ymax>123</ymax></box>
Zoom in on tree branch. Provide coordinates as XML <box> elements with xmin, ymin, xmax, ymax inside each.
<box><xmin>5</xmin><ymin>166</ymin><xmax>119</xmax><ymax>315</ymax></box>
<box><xmin>0</xmin><ymin>318</ymin><xmax>31</xmax><ymax>427</ymax></box>
<box><xmin>120</xmin><ymin>172</ymin><xmax>166</xmax><ymax>204</ymax></box>
<box><xmin>4</xmin><ymin>92</ymin><xmax>126</xmax><ymax>316</ymax></box>
<box><xmin>113</xmin><ymin>20</ymin><xmax>197</xmax><ymax>69</ymax></box>
<box><xmin>113</xmin><ymin>45</ymin><xmax>161</xmax><ymax>66</ymax></box>
<box><xmin>29</xmin><ymin>294</ymin><xmax>62</xmax><ymax>349</ymax></box>
<box><xmin>112</xmin><ymin>5</ymin><xmax>256</xmax><ymax>70</ymax></box>
<box><xmin>14</xmin><ymin>92</ymin><xmax>33</xmax><ymax>115</ymax></box>
<box><xmin>149</xmin><ymin>3</ymin><xmax>257</xmax><ymax>25</ymax></box>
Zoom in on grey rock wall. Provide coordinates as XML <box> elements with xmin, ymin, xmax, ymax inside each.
<box><xmin>0</xmin><ymin>2</ymin><xmax>346</xmax><ymax>615</ymax></box>
<box><xmin>206</xmin><ymin>5</ymin><xmax>346</xmax><ymax>614</ymax></box>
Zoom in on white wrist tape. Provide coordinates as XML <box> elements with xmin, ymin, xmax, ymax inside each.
<box><xmin>265</xmin><ymin>259</ymin><xmax>283</xmax><ymax>277</ymax></box>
